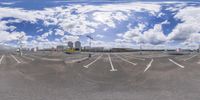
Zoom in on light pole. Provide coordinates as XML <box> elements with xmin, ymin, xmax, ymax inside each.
<box><xmin>86</xmin><ymin>35</ymin><xmax>94</xmax><ymax>58</ymax></box>
<box><xmin>139</xmin><ymin>42</ymin><xmax>144</xmax><ymax>55</ymax></box>
<box><xmin>17</xmin><ymin>35</ymin><xmax>24</xmax><ymax>56</ymax></box>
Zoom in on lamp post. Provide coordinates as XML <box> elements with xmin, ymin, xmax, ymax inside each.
<box><xmin>86</xmin><ymin>35</ymin><xmax>93</xmax><ymax>58</ymax></box>
<box><xmin>17</xmin><ymin>35</ymin><xmax>24</xmax><ymax>56</ymax></box>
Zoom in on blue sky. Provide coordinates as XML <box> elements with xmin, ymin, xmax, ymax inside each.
<box><xmin>0</xmin><ymin>0</ymin><xmax>200</xmax><ymax>49</ymax></box>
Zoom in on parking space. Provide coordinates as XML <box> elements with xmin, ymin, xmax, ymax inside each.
<box><xmin>1</xmin><ymin>52</ymin><xmax>200</xmax><ymax>77</ymax></box>
<box><xmin>1</xmin><ymin>51</ymin><xmax>200</xmax><ymax>100</ymax></box>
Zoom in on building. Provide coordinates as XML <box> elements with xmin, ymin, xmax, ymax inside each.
<box><xmin>83</xmin><ymin>46</ymin><xmax>91</xmax><ymax>51</ymax></box>
<box><xmin>75</xmin><ymin>41</ymin><xmax>81</xmax><ymax>50</ymax></box>
<box><xmin>31</xmin><ymin>47</ymin><xmax>37</xmax><ymax>52</ymax></box>
<box><xmin>56</xmin><ymin>45</ymin><xmax>68</xmax><ymax>51</ymax></box>
<box><xmin>91</xmin><ymin>47</ymin><xmax>104</xmax><ymax>52</ymax></box>
<box><xmin>83</xmin><ymin>46</ymin><xmax>104</xmax><ymax>52</ymax></box>
<box><xmin>111</xmin><ymin>48</ymin><xmax>133</xmax><ymax>52</ymax></box>
<box><xmin>68</xmin><ymin>41</ymin><xmax>73</xmax><ymax>49</ymax></box>
<box><xmin>56</xmin><ymin>45</ymin><xmax>64</xmax><ymax>51</ymax></box>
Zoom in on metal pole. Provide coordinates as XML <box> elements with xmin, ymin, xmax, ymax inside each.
<box><xmin>89</xmin><ymin>38</ymin><xmax>92</xmax><ymax>58</ymax></box>
<box><xmin>140</xmin><ymin>43</ymin><xmax>142</xmax><ymax>55</ymax></box>
<box><xmin>19</xmin><ymin>37</ymin><xmax>23</xmax><ymax>56</ymax></box>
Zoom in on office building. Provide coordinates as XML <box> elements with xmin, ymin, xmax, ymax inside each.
<box><xmin>75</xmin><ymin>41</ymin><xmax>81</xmax><ymax>50</ymax></box>
<box><xmin>68</xmin><ymin>41</ymin><xmax>73</xmax><ymax>49</ymax></box>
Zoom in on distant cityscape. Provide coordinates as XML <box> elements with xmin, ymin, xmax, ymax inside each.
<box><xmin>19</xmin><ymin>41</ymin><xmax>200</xmax><ymax>53</ymax></box>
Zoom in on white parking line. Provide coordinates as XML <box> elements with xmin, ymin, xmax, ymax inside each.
<box><xmin>41</xmin><ymin>58</ymin><xmax>63</xmax><ymax>61</ymax></box>
<box><xmin>108</xmin><ymin>54</ymin><xmax>117</xmax><ymax>72</ymax></box>
<box><xmin>83</xmin><ymin>55</ymin><xmax>103</xmax><ymax>68</ymax></box>
<box><xmin>11</xmin><ymin>55</ymin><xmax>21</xmax><ymax>63</ymax></box>
<box><xmin>0</xmin><ymin>55</ymin><xmax>5</xmax><ymax>64</ymax></box>
<box><xmin>22</xmin><ymin>56</ymin><xmax>34</xmax><ymax>61</ymax></box>
<box><xmin>124</xmin><ymin>55</ymin><xmax>145</xmax><ymax>61</ymax></box>
<box><xmin>116</xmin><ymin>55</ymin><xmax>137</xmax><ymax>66</ymax></box>
<box><xmin>169</xmin><ymin>59</ymin><xmax>184</xmax><ymax>68</ymax></box>
<box><xmin>183</xmin><ymin>54</ymin><xmax>198</xmax><ymax>61</ymax></box>
<box><xmin>144</xmin><ymin>59</ymin><xmax>154</xmax><ymax>72</ymax></box>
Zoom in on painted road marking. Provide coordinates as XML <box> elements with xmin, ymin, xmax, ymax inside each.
<box><xmin>144</xmin><ymin>59</ymin><xmax>154</xmax><ymax>72</ymax></box>
<box><xmin>183</xmin><ymin>54</ymin><xmax>198</xmax><ymax>61</ymax></box>
<box><xmin>22</xmin><ymin>56</ymin><xmax>34</xmax><ymax>61</ymax></box>
<box><xmin>41</xmin><ymin>58</ymin><xmax>63</xmax><ymax>61</ymax></box>
<box><xmin>169</xmin><ymin>59</ymin><xmax>184</xmax><ymax>68</ymax></box>
<box><xmin>11</xmin><ymin>55</ymin><xmax>21</xmax><ymax>63</ymax></box>
<box><xmin>122</xmin><ymin>55</ymin><xmax>145</xmax><ymax>61</ymax></box>
<box><xmin>0</xmin><ymin>55</ymin><xmax>5</xmax><ymax>64</ymax></box>
<box><xmin>83</xmin><ymin>55</ymin><xmax>103</xmax><ymax>68</ymax></box>
<box><xmin>108</xmin><ymin>54</ymin><xmax>117</xmax><ymax>72</ymax></box>
<box><xmin>116</xmin><ymin>55</ymin><xmax>137</xmax><ymax>66</ymax></box>
<box><xmin>124</xmin><ymin>55</ymin><xmax>145</xmax><ymax>61</ymax></box>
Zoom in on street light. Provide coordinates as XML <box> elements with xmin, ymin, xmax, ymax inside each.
<box><xmin>17</xmin><ymin>35</ymin><xmax>24</xmax><ymax>56</ymax></box>
<box><xmin>139</xmin><ymin>42</ymin><xmax>144</xmax><ymax>55</ymax></box>
<box><xmin>86</xmin><ymin>35</ymin><xmax>94</xmax><ymax>58</ymax></box>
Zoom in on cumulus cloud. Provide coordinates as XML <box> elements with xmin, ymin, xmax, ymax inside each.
<box><xmin>93</xmin><ymin>11</ymin><xmax>128</xmax><ymax>28</ymax></box>
<box><xmin>0</xmin><ymin>7</ymin><xmax>43</xmax><ymax>23</ymax></box>
<box><xmin>96</xmin><ymin>34</ymin><xmax>104</xmax><ymax>38</ymax></box>
<box><xmin>167</xmin><ymin>7</ymin><xmax>200</xmax><ymax>43</ymax></box>
<box><xmin>1</xmin><ymin>2</ymin><xmax>199</xmax><ymax>49</ymax></box>
<box><xmin>116</xmin><ymin>21</ymin><xmax>167</xmax><ymax>45</ymax></box>
<box><xmin>143</xmin><ymin>24</ymin><xmax>167</xmax><ymax>45</ymax></box>
<box><xmin>0</xmin><ymin>2</ymin><xmax>161</xmax><ymax>47</ymax></box>
<box><xmin>0</xmin><ymin>2</ymin><xmax>16</xmax><ymax>5</ymax></box>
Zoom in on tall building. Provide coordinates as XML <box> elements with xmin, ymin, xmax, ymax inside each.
<box><xmin>56</xmin><ymin>45</ymin><xmax>64</xmax><ymax>51</ymax></box>
<box><xmin>75</xmin><ymin>41</ymin><xmax>81</xmax><ymax>50</ymax></box>
<box><xmin>68</xmin><ymin>41</ymin><xmax>73</xmax><ymax>49</ymax></box>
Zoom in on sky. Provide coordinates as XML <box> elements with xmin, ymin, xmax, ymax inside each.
<box><xmin>0</xmin><ymin>0</ymin><xmax>200</xmax><ymax>49</ymax></box>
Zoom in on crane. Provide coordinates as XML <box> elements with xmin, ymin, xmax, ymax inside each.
<box><xmin>65</xmin><ymin>33</ymin><xmax>94</xmax><ymax>57</ymax></box>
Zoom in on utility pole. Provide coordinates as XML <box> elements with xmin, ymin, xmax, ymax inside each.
<box><xmin>17</xmin><ymin>35</ymin><xmax>24</xmax><ymax>56</ymax></box>
<box><xmin>86</xmin><ymin>35</ymin><xmax>94</xmax><ymax>58</ymax></box>
<box><xmin>140</xmin><ymin>42</ymin><xmax>144</xmax><ymax>55</ymax></box>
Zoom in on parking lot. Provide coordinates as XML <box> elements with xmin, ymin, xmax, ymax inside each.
<box><xmin>0</xmin><ymin>51</ymin><xmax>200</xmax><ymax>100</ymax></box>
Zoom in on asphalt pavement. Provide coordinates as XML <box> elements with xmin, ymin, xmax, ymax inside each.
<box><xmin>0</xmin><ymin>51</ymin><xmax>200</xmax><ymax>100</ymax></box>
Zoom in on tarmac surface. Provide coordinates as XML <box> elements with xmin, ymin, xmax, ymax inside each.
<box><xmin>0</xmin><ymin>51</ymin><xmax>200</xmax><ymax>100</ymax></box>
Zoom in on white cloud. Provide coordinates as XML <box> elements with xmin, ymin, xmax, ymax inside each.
<box><xmin>143</xmin><ymin>24</ymin><xmax>167</xmax><ymax>45</ymax></box>
<box><xmin>61</xmin><ymin>35</ymin><xmax>79</xmax><ymax>42</ymax></box>
<box><xmin>72</xmin><ymin>2</ymin><xmax>160</xmax><ymax>15</ymax></box>
<box><xmin>0</xmin><ymin>2</ymin><xmax>161</xmax><ymax>44</ymax></box>
<box><xmin>117</xmin><ymin>21</ymin><xmax>167</xmax><ymax>45</ymax></box>
<box><xmin>0</xmin><ymin>31</ymin><xmax>26</xmax><ymax>42</ymax></box>
<box><xmin>167</xmin><ymin>7</ymin><xmax>200</xmax><ymax>42</ymax></box>
<box><xmin>96</xmin><ymin>34</ymin><xmax>104</xmax><ymax>38</ymax></box>
<box><xmin>5</xmin><ymin>2</ymin><xmax>199</xmax><ymax>48</ymax></box>
<box><xmin>0</xmin><ymin>7</ymin><xmax>43</xmax><ymax>23</ymax></box>
<box><xmin>37</xmin><ymin>29</ymin><xmax>43</xmax><ymax>33</ymax></box>
<box><xmin>55</xmin><ymin>29</ymin><xmax>65</xmax><ymax>36</ymax></box>
<box><xmin>117</xmin><ymin>23</ymin><xmax>144</xmax><ymax>43</ymax></box>
<box><xmin>0</xmin><ymin>2</ymin><xmax>16</xmax><ymax>5</ymax></box>
<box><xmin>186</xmin><ymin>33</ymin><xmax>200</xmax><ymax>43</ymax></box>
<box><xmin>93</xmin><ymin>11</ymin><xmax>128</xmax><ymax>28</ymax></box>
